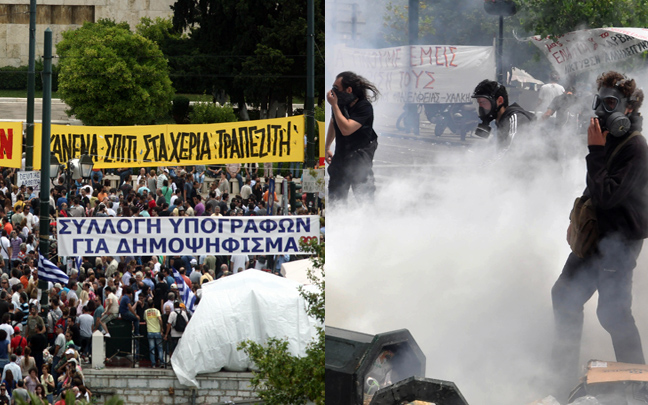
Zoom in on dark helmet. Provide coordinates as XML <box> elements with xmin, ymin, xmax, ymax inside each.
<box><xmin>472</xmin><ymin>79</ymin><xmax>508</xmax><ymax>123</ymax></box>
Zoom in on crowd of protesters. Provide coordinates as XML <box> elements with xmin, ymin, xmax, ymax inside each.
<box><xmin>0</xmin><ymin>162</ymin><xmax>324</xmax><ymax>404</ymax></box>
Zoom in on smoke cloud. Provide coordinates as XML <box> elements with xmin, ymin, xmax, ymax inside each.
<box><xmin>325</xmin><ymin>2</ymin><xmax>648</xmax><ymax>403</ymax></box>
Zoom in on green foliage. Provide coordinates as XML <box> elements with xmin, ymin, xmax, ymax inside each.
<box><xmin>237</xmin><ymin>44</ymin><xmax>293</xmax><ymax>109</ymax></box>
<box><xmin>189</xmin><ymin>101</ymin><xmax>238</xmax><ymax>124</ymax></box>
<box><xmin>136</xmin><ymin>17</ymin><xmax>180</xmax><ymax>45</ymax></box>
<box><xmin>379</xmin><ymin>0</ymin><xmax>552</xmax><ymax>80</ymax></box>
<box><xmin>381</xmin><ymin>0</ymin><xmax>489</xmax><ymax>47</ymax></box>
<box><xmin>56</xmin><ymin>19</ymin><xmax>175</xmax><ymax>126</ymax></box>
<box><xmin>170</xmin><ymin>0</ymin><xmax>325</xmax><ymax>108</ymax></box>
<box><xmin>516</xmin><ymin>0</ymin><xmax>648</xmax><ymax>38</ymax></box>
<box><xmin>0</xmin><ymin>66</ymin><xmax>29</xmax><ymax>90</ymax></box>
<box><xmin>314</xmin><ymin>104</ymin><xmax>325</xmax><ymax>122</ymax></box>
<box><xmin>0</xmin><ymin>62</ymin><xmax>59</xmax><ymax>91</ymax></box>
<box><xmin>238</xmin><ymin>238</ymin><xmax>325</xmax><ymax>405</ymax></box>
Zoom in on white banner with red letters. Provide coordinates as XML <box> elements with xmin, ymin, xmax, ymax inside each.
<box><xmin>528</xmin><ymin>28</ymin><xmax>648</xmax><ymax>76</ymax></box>
<box><xmin>331</xmin><ymin>44</ymin><xmax>495</xmax><ymax>104</ymax></box>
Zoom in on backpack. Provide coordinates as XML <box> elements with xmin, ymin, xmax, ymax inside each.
<box><xmin>567</xmin><ymin>132</ymin><xmax>641</xmax><ymax>258</ymax></box>
<box><xmin>173</xmin><ymin>310</ymin><xmax>187</xmax><ymax>332</ymax></box>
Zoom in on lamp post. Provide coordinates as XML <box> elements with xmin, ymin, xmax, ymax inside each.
<box><xmin>483</xmin><ymin>0</ymin><xmax>518</xmax><ymax>84</ymax></box>
<box><xmin>65</xmin><ymin>154</ymin><xmax>95</xmax><ymax>202</ymax></box>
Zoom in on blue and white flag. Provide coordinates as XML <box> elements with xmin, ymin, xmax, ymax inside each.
<box><xmin>38</xmin><ymin>254</ymin><xmax>70</xmax><ymax>286</ymax></box>
<box><xmin>172</xmin><ymin>268</ymin><xmax>196</xmax><ymax>314</ymax></box>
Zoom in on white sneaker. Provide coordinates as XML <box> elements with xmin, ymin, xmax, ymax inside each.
<box><xmin>104</xmin><ymin>333</ymin><xmax>111</xmax><ymax>338</ymax></box>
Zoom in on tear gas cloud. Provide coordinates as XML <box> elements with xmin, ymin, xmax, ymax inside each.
<box><xmin>325</xmin><ymin>2</ymin><xmax>648</xmax><ymax>404</ymax></box>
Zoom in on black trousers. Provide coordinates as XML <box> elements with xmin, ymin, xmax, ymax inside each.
<box><xmin>328</xmin><ymin>140</ymin><xmax>377</xmax><ymax>203</ymax></box>
<box><xmin>551</xmin><ymin>236</ymin><xmax>644</xmax><ymax>397</ymax></box>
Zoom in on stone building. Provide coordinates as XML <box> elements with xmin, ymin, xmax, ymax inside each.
<box><xmin>0</xmin><ymin>0</ymin><xmax>175</xmax><ymax>66</ymax></box>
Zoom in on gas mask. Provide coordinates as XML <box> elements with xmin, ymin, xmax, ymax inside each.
<box><xmin>333</xmin><ymin>88</ymin><xmax>357</xmax><ymax>108</ymax></box>
<box><xmin>472</xmin><ymin>96</ymin><xmax>500</xmax><ymax>138</ymax></box>
<box><xmin>593</xmin><ymin>86</ymin><xmax>631</xmax><ymax>137</ymax></box>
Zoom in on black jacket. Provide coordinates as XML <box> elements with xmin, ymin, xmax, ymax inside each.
<box><xmin>496</xmin><ymin>103</ymin><xmax>535</xmax><ymax>150</ymax></box>
<box><xmin>585</xmin><ymin>115</ymin><xmax>648</xmax><ymax>240</ymax></box>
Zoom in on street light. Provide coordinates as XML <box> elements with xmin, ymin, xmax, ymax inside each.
<box><xmin>483</xmin><ymin>0</ymin><xmax>518</xmax><ymax>85</ymax></box>
<box><xmin>49</xmin><ymin>155</ymin><xmax>60</xmax><ymax>181</ymax></box>
<box><xmin>78</xmin><ymin>154</ymin><xmax>94</xmax><ymax>179</ymax></box>
<box><xmin>64</xmin><ymin>154</ymin><xmax>94</xmax><ymax>201</ymax></box>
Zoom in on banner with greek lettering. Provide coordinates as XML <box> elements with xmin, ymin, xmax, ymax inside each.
<box><xmin>528</xmin><ymin>28</ymin><xmax>648</xmax><ymax>76</ymax></box>
<box><xmin>17</xmin><ymin>171</ymin><xmax>41</xmax><ymax>193</ymax></box>
<box><xmin>0</xmin><ymin>122</ymin><xmax>22</xmax><ymax>168</ymax></box>
<box><xmin>331</xmin><ymin>44</ymin><xmax>495</xmax><ymax>104</ymax></box>
<box><xmin>56</xmin><ymin>216</ymin><xmax>319</xmax><ymax>257</ymax></box>
<box><xmin>33</xmin><ymin>116</ymin><xmax>304</xmax><ymax>169</ymax></box>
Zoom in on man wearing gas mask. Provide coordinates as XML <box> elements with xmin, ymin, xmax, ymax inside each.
<box><xmin>325</xmin><ymin>71</ymin><xmax>380</xmax><ymax>203</ymax></box>
<box><xmin>550</xmin><ymin>71</ymin><xmax>648</xmax><ymax>401</ymax></box>
<box><xmin>471</xmin><ymin>79</ymin><xmax>535</xmax><ymax>150</ymax></box>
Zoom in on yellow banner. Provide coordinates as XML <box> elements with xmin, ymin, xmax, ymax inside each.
<box><xmin>318</xmin><ymin>121</ymin><xmax>325</xmax><ymax>159</ymax></box>
<box><xmin>33</xmin><ymin>116</ymin><xmax>305</xmax><ymax>169</ymax></box>
<box><xmin>0</xmin><ymin>122</ymin><xmax>23</xmax><ymax>168</ymax></box>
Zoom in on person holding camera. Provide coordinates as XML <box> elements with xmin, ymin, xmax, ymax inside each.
<box><xmin>550</xmin><ymin>71</ymin><xmax>648</xmax><ymax>401</ymax></box>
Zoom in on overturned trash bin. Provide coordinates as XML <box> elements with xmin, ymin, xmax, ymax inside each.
<box><xmin>325</xmin><ymin>326</ymin><xmax>426</xmax><ymax>405</ymax></box>
<box><xmin>369</xmin><ymin>376</ymin><xmax>469</xmax><ymax>405</ymax></box>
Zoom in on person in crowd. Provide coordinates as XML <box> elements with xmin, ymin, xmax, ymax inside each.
<box><xmin>550</xmin><ymin>72</ymin><xmax>648</xmax><ymax>401</ymax></box>
<box><xmin>471</xmin><ymin>79</ymin><xmax>535</xmax><ymax>151</ymax></box>
<box><xmin>326</xmin><ymin>71</ymin><xmax>380</xmax><ymax>203</ymax></box>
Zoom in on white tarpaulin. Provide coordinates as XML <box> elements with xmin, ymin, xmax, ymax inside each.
<box><xmin>56</xmin><ymin>215</ymin><xmax>319</xmax><ymax>256</ymax></box>
<box><xmin>281</xmin><ymin>258</ymin><xmax>315</xmax><ymax>285</ymax></box>
<box><xmin>331</xmin><ymin>44</ymin><xmax>495</xmax><ymax>104</ymax></box>
<box><xmin>529</xmin><ymin>27</ymin><xmax>648</xmax><ymax>76</ymax></box>
<box><xmin>171</xmin><ymin>269</ymin><xmax>320</xmax><ymax>387</ymax></box>
<box><xmin>510</xmin><ymin>67</ymin><xmax>544</xmax><ymax>85</ymax></box>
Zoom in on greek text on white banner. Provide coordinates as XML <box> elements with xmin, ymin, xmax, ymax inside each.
<box><xmin>57</xmin><ymin>216</ymin><xmax>319</xmax><ymax>257</ymax></box>
<box><xmin>528</xmin><ymin>27</ymin><xmax>648</xmax><ymax>75</ymax></box>
<box><xmin>331</xmin><ymin>44</ymin><xmax>496</xmax><ymax>104</ymax></box>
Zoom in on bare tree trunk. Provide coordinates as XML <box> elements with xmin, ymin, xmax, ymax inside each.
<box><xmin>276</xmin><ymin>99</ymin><xmax>286</xmax><ymax>118</ymax></box>
<box><xmin>260</xmin><ymin>96</ymin><xmax>268</xmax><ymax>120</ymax></box>
<box><xmin>287</xmin><ymin>95</ymin><xmax>294</xmax><ymax>116</ymax></box>
<box><xmin>269</xmin><ymin>99</ymin><xmax>280</xmax><ymax>118</ymax></box>
<box><xmin>238</xmin><ymin>100</ymin><xmax>250</xmax><ymax>121</ymax></box>
<box><xmin>212</xmin><ymin>87</ymin><xmax>227</xmax><ymax>105</ymax></box>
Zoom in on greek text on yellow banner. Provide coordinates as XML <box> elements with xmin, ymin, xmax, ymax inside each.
<box><xmin>33</xmin><ymin>116</ymin><xmax>305</xmax><ymax>169</ymax></box>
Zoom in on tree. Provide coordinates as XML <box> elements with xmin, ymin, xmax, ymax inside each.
<box><xmin>170</xmin><ymin>0</ymin><xmax>325</xmax><ymax>119</ymax></box>
<box><xmin>516</xmin><ymin>0</ymin><xmax>648</xmax><ymax>38</ymax></box>
<box><xmin>238</xmin><ymin>238</ymin><xmax>324</xmax><ymax>405</ymax></box>
<box><xmin>379</xmin><ymin>1</ymin><xmax>548</xmax><ymax>81</ymax></box>
<box><xmin>57</xmin><ymin>19</ymin><xmax>175</xmax><ymax>126</ymax></box>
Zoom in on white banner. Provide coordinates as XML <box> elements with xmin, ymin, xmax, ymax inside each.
<box><xmin>302</xmin><ymin>169</ymin><xmax>325</xmax><ymax>193</ymax></box>
<box><xmin>17</xmin><ymin>171</ymin><xmax>41</xmax><ymax>193</ymax></box>
<box><xmin>331</xmin><ymin>44</ymin><xmax>496</xmax><ymax>104</ymax></box>
<box><xmin>528</xmin><ymin>28</ymin><xmax>648</xmax><ymax>76</ymax></box>
<box><xmin>57</xmin><ymin>216</ymin><xmax>319</xmax><ymax>257</ymax></box>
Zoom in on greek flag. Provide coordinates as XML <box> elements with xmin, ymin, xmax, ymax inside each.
<box><xmin>38</xmin><ymin>254</ymin><xmax>70</xmax><ymax>285</ymax></box>
<box><xmin>172</xmin><ymin>268</ymin><xmax>196</xmax><ymax>314</ymax></box>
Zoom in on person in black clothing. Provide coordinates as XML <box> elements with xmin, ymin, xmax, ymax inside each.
<box><xmin>326</xmin><ymin>71</ymin><xmax>379</xmax><ymax>203</ymax></box>
<box><xmin>472</xmin><ymin>79</ymin><xmax>535</xmax><ymax>151</ymax></box>
<box><xmin>550</xmin><ymin>71</ymin><xmax>648</xmax><ymax>401</ymax></box>
<box><xmin>28</xmin><ymin>331</ymin><xmax>47</xmax><ymax>372</ymax></box>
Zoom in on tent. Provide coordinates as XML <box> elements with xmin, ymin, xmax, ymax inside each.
<box><xmin>510</xmin><ymin>67</ymin><xmax>544</xmax><ymax>86</ymax></box>
<box><xmin>171</xmin><ymin>269</ymin><xmax>320</xmax><ymax>387</ymax></box>
<box><xmin>281</xmin><ymin>258</ymin><xmax>316</xmax><ymax>285</ymax></box>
